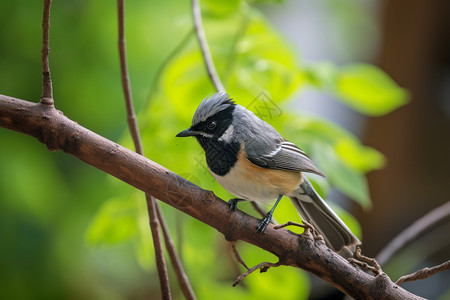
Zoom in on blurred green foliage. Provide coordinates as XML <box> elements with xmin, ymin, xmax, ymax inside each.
<box><xmin>0</xmin><ymin>0</ymin><xmax>407</xmax><ymax>299</ymax></box>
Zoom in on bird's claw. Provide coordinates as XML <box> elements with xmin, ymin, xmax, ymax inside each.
<box><xmin>256</xmin><ymin>213</ymin><xmax>272</xmax><ymax>233</ymax></box>
<box><xmin>228</xmin><ymin>198</ymin><xmax>241</xmax><ymax>212</ymax></box>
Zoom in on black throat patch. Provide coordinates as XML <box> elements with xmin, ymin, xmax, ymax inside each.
<box><xmin>197</xmin><ymin>137</ymin><xmax>240</xmax><ymax>176</ymax></box>
<box><xmin>190</xmin><ymin>104</ymin><xmax>240</xmax><ymax>176</ymax></box>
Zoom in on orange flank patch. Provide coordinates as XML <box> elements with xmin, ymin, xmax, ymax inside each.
<box><xmin>238</xmin><ymin>149</ymin><xmax>303</xmax><ymax>197</ymax></box>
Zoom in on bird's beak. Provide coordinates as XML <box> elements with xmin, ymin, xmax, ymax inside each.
<box><xmin>176</xmin><ymin>128</ymin><xmax>198</xmax><ymax>137</ymax></box>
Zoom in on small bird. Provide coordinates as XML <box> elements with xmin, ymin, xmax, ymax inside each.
<box><xmin>176</xmin><ymin>92</ymin><xmax>361</xmax><ymax>257</ymax></box>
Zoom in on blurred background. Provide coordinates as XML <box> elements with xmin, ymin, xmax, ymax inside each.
<box><xmin>0</xmin><ymin>0</ymin><xmax>448</xmax><ymax>299</ymax></box>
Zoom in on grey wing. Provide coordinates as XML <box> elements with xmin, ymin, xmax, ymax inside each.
<box><xmin>247</xmin><ymin>140</ymin><xmax>325</xmax><ymax>177</ymax></box>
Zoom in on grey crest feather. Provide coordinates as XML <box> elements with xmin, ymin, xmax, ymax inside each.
<box><xmin>192</xmin><ymin>92</ymin><xmax>235</xmax><ymax>125</ymax></box>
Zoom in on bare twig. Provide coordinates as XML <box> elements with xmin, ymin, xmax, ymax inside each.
<box><xmin>155</xmin><ymin>202</ymin><xmax>196</xmax><ymax>300</ymax></box>
<box><xmin>274</xmin><ymin>220</ymin><xmax>325</xmax><ymax>244</ymax></box>
<box><xmin>273</xmin><ymin>220</ymin><xmax>309</xmax><ymax>230</ymax></box>
<box><xmin>191</xmin><ymin>0</ymin><xmax>225</xmax><ymax>92</ymax></box>
<box><xmin>349</xmin><ymin>248</ymin><xmax>383</xmax><ymax>276</ymax></box>
<box><xmin>40</xmin><ymin>0</ymin><xmax>53</xmax><ymax>105</ymax></box>
<box><xmin>396</xmin><ymin>260</ymin><xmax>450</xmax><ymax>285</ymax></box>
<box><xmin>118</xmin><ymin>0</ymin><xmax>143</xmax><ymax>152</ymax></box>
<box><xmin>376</xmin><ymin>201</ymin><xmax>450</xmax><ymax>265</ymax></box>
<box><xmin>230</xmin><ymin>241</ymin><xmax>249</xmax><ymax>270</ymax></box>
<box><xmin>233</xmin><ymin>261</ymin><xmax>281</xmax><ymax>287</ymax></box>
<box><xmin>145</xmin><ymin>197</ymin><xmax>171</xmax><ymax>299</ymax></box>
<box><xmin>118</xmin><ymin>1</ymin><xmax>171</xmax><ymax>298</ymax></box>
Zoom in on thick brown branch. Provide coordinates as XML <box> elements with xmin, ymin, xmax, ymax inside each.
<box><xmin>41</xmin><ymin>0</ymin><xmax>53</xmax><ymax>105</ymax></box>
<box><xmin>0</xmin><ymin>95</ymin><xmax>424</xmax><ymax>300</ymax></box>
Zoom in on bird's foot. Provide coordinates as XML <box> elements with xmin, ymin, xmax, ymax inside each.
<box><xmin>228</xmin><ymin>198</ymin><xmax>243</xmax><ymax>212</ymax></box>
<box><xmin>256</xmin><ymin>212</ymin><xmax>273</xmax><ymax>233</ymax></box>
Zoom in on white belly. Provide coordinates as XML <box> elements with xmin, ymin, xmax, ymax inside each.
<box><xmin>210</xmin><ymin>166</ymin><xmax>278</xmax><ymax>204</ymax></box>
<box><xmin>209</xmin><ymin>161</ymin><xmax>303</xmax><ymax>205</ymax></box>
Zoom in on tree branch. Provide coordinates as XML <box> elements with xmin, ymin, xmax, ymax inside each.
<box><xmin>40</xmin><ymin>0</ymin><xmax>53</xmax><ymax>105</ymax></box>
<box><xmin>191</xmin><ymin>0</ymin><xmax>225</xmax><ymax>92</ymax></box>
<box><xmin>155</xmin><ymin>202</ymin><xmax>196</xmax><ymax>300</ymax></box>
<box><xmin>118</xmin><ymin>2</ymin><xmax>196</xmax><ymax>298</ymax></box>
<box><xmin>118</xmin><ymin>0</ymin><xmax>143</xmax><ymax>153</ymax></box>
<box><xmin>0</xmin><ymin>94</ymin><xmax>425</xmax><ymax>299</ymax></box>
<box><xmin>146</xmin><ymin>197</ymin><xmax>171</xmax><ymax>299</ymax></box>
<box><xmin>233</xmin><ymin>261</ymin><xmax>281</xmax><ymax>287</ymax></box>
<box><xmin>376</xmin><ymin>201</ymin><xmax>450</xmax><ymax>266</ymax></box>
<box><xmin>396</xmin><ymin>260</ymin><xmax>450</xmax><ymax>286</ymax></box>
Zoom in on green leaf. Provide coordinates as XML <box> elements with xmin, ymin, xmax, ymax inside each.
<box><xmin>312</xmin><ymin>143</ymin><xmax>371</xmax><ymax>209</ymax></box>
<box><xmin>202</xmin><ymin>0</ymin><xmax>242</xmax><ymax>16</ymax></box>
<box><xmin>283</xmin><ymin>114</ymin><xmax>385</xmax><ymax>173</ymax></box>
<box><xmin>160</xmin><ymin>6</ymin><xmax>305</xmax><ymax>118</ymax></box>
<box><xmin>335</xmin><ymin>139</ymin><xmax>385</xmax><ymax>172</ymax></box>
<box><xmin>86</xmin><ymin>197</ymin><xmax>139</xmax><ymax>245</ymax></box>
<box><xmin>304</xmin><ymin>62</ymin><xmax>338</xmax><ymax>90</ymax></box>
<box><xmin>334</xmin><ymin>63</ymin><xmax>408</xmax><ymax>115</ymax></box>
<box><xmin>225</xmin><ymin>10</ymin><xmax>304</xmax><ymax>103</ymax></box>
<box><xmin>162</xmin><ymin>49</ymin><xmax>214</xmax><ymax>123</ymax></box>
<box><xmin>281</xmin><ymin>114</ymin><xmax>377</xmax><ymax>208</ymax></box>
<box><xmin>275</xmin><ymin>113</ymin><xmax>385</xmax><ymax>208</ymax></box>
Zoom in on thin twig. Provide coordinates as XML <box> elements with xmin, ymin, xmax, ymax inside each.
<box><xmin>348</xmin><ymin>248</ymin><xmax>383</xmax><ymax>276</ymax></box>
<box><xmin>273</xmin><ymin>221</ymin><xmax>308</xmax><ymax>230</ymax></box>
<box><xmin>118</xmin><ymin>0</ymin><xmax>143</xmax><ymax>151</ymax></box>
<box><xmin>40</xmin><ymin>0</ymin><xmax>53</xmax><ymax>105</ymax></box>
<box><xmin>274</xmin><ymin>220</ymin><xmax>325</xmax><ymax>244</ymax></box>
<box><xmin>224</xmin><ymin>240</ymin><xmax>242</xmax><ymax>277</ymax></box>
<box><xmin>230</xmin><ymin>241</ymin><xmax>249</xmax><ymax>270</ymax></box>
<box><xmin>118</xmin><ymin>1</ymin><xmax>172</xmax><ymax>298</ymax></box>
<box><xmin>396</xmin><ymin>260</ymin><xmax>450</xmax><ymax>285</ymax></box>
<box><xmin>145</xmin><ymin>196</ymin><xmax>171</xmax><ymax>299</ymax></box>
<box><xmin>191</xmin><ymin>0</ymin><xmax>225</xmax><ymax>92</ymax></box>
<box><xmin>233</xmin><ymin>261</ymin><xmax>281</xmax><ymax>287</ymax></box>
<box><xmin>376</xmin><ymin>201</ymin><xmax>450</xmax><ymax>266</ymax></box>
<box><xmin>155</xmin><ymin>202</ymin><xmax>196</xmax><ymax>300</ymax></box>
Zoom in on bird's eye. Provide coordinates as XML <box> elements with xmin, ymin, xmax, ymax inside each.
<box><xmin>207</xmin><ymin>120</ymin><xmax>217</xmax><ymax>130</ymax></box>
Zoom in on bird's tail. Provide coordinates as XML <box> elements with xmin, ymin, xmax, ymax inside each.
<box><xmin>289</xmin><ymin>177</ymin><xmax>361</xmax><ymax>258</ymax></box>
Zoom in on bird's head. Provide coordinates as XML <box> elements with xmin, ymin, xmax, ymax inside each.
<box><xmin>176</xmin><ymin>92</ymin><xmax>237</xmax><ymax>144</ymax></box>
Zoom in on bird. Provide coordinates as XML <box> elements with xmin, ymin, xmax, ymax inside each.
<box><xmin>176</xmin><ymin>91</ymin><xmax>361</xmax><ymax>257</ymax></box>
